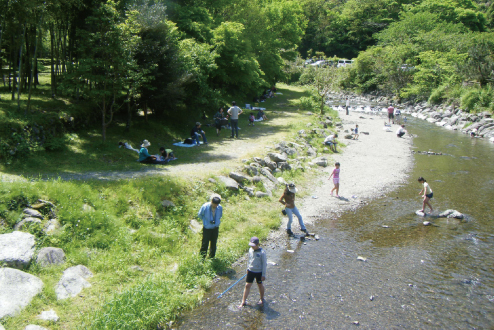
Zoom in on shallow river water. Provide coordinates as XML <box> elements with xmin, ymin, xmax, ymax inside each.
<box><xmin>177</xmin><ymin>117</ymin><xmax>494</xmax><ymax>329</ymax></box>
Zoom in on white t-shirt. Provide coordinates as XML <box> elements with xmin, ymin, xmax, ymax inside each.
<box><xmin>324</xmin><ymin>135</ymin><xmax>336</xmax><ymax>143</ymax></box>
<box><xmin>346</xmin><ymin>99</ymin><xmax>350</xmax><ymax>107</ymax></box>
<box><xmin>423</xmin><ymin>182</ymin><xmax>432</xmax><ymax>194</ymax></box>
<box><xmin>228</xmin><ymin>106</ymin><xmax>243</xmax><ymax>120</ymax></box>
<box><xmin>396</xmin><ymin>127</ymin><xmax>406</xmax><ymax>135</ymax></box>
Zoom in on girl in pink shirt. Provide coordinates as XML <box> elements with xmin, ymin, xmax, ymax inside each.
<box><xmin>328</xmin><ymin>162</ymin><xmax>341</xmax><ymax>197</ymax></box>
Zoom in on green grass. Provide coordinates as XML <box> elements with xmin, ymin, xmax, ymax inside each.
<box><xmin>0</xmin><ymin>83</ymin><xmax>341</xmax><ymax>329</ymax></box>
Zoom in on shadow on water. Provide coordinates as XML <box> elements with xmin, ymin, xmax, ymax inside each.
<box><xmin>177</xmin><ymin>117</ymin><xmax>494</xmax><ymax>329</ymax></box>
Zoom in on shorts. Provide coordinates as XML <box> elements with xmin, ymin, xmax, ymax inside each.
<box><xmin>333</xmin><ymin>178</ymin><xmax>339</xmax><ymax>184</ymax></box>
<box><xmin>325</xmin><ymin>141</ymin><xmax>336</xmax><ymax>146</ymax></box>
<box><xmin>246</xmin><ymin>270</ymin><xmax>263</xmax><ymax>284</ymax></box>
<box><xmin>388</xmin><ymin>113</ymin><xmax>394</xmax><ymax>119</ymax></box>
<box><xmin>215</xmin><ymin>122</ymin><xmax>222</xmax><ymax>130</ymax></box>
<box><xmin>425</xmin><ymin>193</ymin><xmax>433</xmax><ymax>199</ymax></box>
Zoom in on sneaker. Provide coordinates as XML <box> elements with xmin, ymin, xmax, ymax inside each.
<box><xmin>286</xmin><ymin>229</ymin><xmax>293</xmax><ymax>236</ymax></box>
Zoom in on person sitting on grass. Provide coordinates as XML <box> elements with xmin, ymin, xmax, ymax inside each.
<box><xmin>323</xmin><ymin>133</ymin><xmax>338</xmax><ymax>152</ymax></box>
<box><xmin>256</xmin><ymin>109</ymin><xmax>268</xmax><ymax>121</ymax></box>
<box><xmin>139</xmin><ymin>140</ymin><xmax>165</xmax><ymax>164</ymax></box>
<box><xmin>118</xmin><ymin>141</ymin><xmax>139</xmax><ymax>153</ymax></box>
<box><xmin>156</xmin><ymin>147</ymin><xmax>176</xmax><ymax>163</ymax></box>
<box><xmin>191</xmin><ymin>122</ymin><xmax>208</xmax><ymax>146</ymax></box>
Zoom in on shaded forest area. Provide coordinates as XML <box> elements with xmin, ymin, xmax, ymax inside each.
<box><xmin>0</xmin><ymin>0</ymin><xmax>493</xmax><ymax>161</ymax></box>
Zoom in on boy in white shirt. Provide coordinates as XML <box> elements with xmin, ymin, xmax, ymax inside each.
<box><xmin>239</xmin><ymin>237</ymin><xmax>267</xmax><ymax>308</ymax></box>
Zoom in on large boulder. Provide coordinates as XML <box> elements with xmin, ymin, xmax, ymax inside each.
<box><xmin>242</xmin><ymin>186</ymin><xmax>255</xmax><ymax>197</ymax></box>
<box><xmin>255</xmin><ymin>191</ymin><xmax>270</xmax><ymax>198</ymax></box>
<box><xmin>161</xmin><ymin>200</ymin><xmax>176</xmax><ymax>208</ymax></box>
<box><xmin>267</xmin><ymin>152</ymin><xmax>288</xmax><ymax>163</ymax></box>
<box><xmin>55</xmin><ymin>265</ymin><xmax>93</xmax><ymax>300</ymax></box>
<box><xmin>229</xmin><ymin>172</ymin><xmax>251</xmax><ymax>184</ymax></box>
<box><xmin>36</xmin><ymin>247</ymin><xmax>66</xmax><ymax>268</ymax></box>
<box><xmin>0</xmin><ymin>231</ymin><xmax>36</xmax><ymax>269</ymax></box>
<box><xmin>0</xmin><ymin>268</ymin><xmax>44</xmax><ymax>318</ymax></box>
<box><xmin>307</xmin><ymin>147</ymin><xmax>317</xmax><ymax>158</ymax></box>
<box><xmin>217</xmin><ymin>176</ymin><xmax>239</xmax><ymax>191</ymax></box>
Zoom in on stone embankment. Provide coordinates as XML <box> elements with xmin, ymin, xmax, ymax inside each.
<box><xmin>406</xmin><ymin>102</ymin><xmax>494</xmax><ymax>140</ymax></box>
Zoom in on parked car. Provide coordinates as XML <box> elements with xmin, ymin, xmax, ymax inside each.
<box><xmin>337</xmin><ymin>59</ymin><xmax>354</xmax><ymax>68</ymax></box>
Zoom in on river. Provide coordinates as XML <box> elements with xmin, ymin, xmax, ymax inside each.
<box><xmin>177</xmin><ymin>116</ymin><xmax>494</xmax><ymax>329</ymax></box>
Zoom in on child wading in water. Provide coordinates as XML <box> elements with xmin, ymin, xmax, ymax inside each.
<box><xmin>328</xmin><ymin>162</ymin><xmax>340</xmax><ymax>197</ymax></box>
<box><xmin>279</xmin><ymin>183</ymin><xmax>308</xmax><ymax>236</ymax></box>
<box><xmin>239</xmin><ymin>237</ymin><xmax>267</xmax><ymax>308</ymax></box>
<box><xmin>418</xmin><ymin>177</ymin><xmax>433</xmax><ymax>213</ymax></box>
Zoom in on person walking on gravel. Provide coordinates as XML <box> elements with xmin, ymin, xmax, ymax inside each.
<box><xmin>198</xmin><ymin>196</ymin><xmax>222</xmax><ymax>258</ymax></box>
<box><xmin>328</xmin><ymin>162</ymin><xmax>341</xmax><ymax>197</ymax></box>
<box><xmin>279</xmin><ymin>183</ymin><xmax>307</xmax><ymax>236</ymax></box>
<box><xmin>228</xmin><ymin>101</ymin><xmax>243</xmax><ymax>138</ymax></box>
<box><xmin>388</xmin><ymin>104</ymin><xmax>395</xmax><ymax>124</ymax></box>
<box><xmin>238</xmin><ymin>237</ymin><xmax>267</xmax><ymax>308</ymax></box>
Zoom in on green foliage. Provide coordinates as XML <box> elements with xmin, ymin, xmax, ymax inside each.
<box><xmin>88</xmin><ymin>276</ymin><xmax>197</xmax><ymax>330</ymax></box>
<box><xmin>461</xmin><ymin>85</ymin><xmax>494</xmax><ymax>112</ymax></box>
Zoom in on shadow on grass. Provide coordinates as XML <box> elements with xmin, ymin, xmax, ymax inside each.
<box><xmin>0</xmin><ymin>84</ymin><xmax>313</xmax><ymax>179</ymax></box>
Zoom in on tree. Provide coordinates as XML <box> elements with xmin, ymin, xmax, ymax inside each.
<box><xmin>69</xmin><ymin>1</ymin><xmax>140</xmax><ymax>142</ymax></box>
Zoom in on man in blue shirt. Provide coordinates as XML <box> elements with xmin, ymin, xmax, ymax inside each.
<box><xmin>198</xmin><ymin>196</ymin><xmax>222</xmax><ymax>258</ymax></box>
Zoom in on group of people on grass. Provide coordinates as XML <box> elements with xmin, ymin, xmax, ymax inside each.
<box><xmin>119</xmin><ymin>140</ymin><xmax>175</xmax><ymax>165</ymax></box>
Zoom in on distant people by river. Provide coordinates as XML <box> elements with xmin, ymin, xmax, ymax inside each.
<box><xmin>238</xmin><ymin>236</ymin><xmax>267</xmax><ymax>308</ymax></box>
<box><xmin>388</xmin><ymin>104</ymin><xmax>395</xmax><ymax>124</ymax></box>
<box><xmin>396</xmin><ymin>125</ymin><xmax>407</xmax><ymax>137</ymax></box>
<box><xmin>418</xmin><ymin>177</ymin><xmax>433</xmax><ymax>213</ymax></box>
<box><xmin>328</xmin><ymin>162</ymin><xmax>341</xmax><ymax>198</ymax></box>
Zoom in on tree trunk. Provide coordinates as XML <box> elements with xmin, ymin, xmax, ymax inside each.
<box><xmin>50</xmin><ymin>23</ymin><xmax>56</xmax><ymax>98</ymax></box>
<box><xmin>17</xmin><ymin>24</ymin><xmax>26</xmax><ymax>111</ymax></box>
<box><xmin>126</xmin><ymin>91</ymin><xmax>132</xmax><ymax>132</ymax></box>
<box><xmin>27</xmin><ymin>20</ymin><xmax>42</xmax><ymax>113</ymax></box>
<box><xmin>102</xmin><ymin>92</ymin><xmax>106</xmax><ymax>142</ymax></box>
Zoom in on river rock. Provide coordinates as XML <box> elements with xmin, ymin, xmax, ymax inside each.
<box><xmin>161</xmin><ymin>200</ymin><xmax>175</xmax><ymax>208</ymax></box>
<box><xmin>25</xmin><ymin>326</ymin><xmax>48</xmax><ymax>330</ymax></box>
<box><xmin>208</xmin><ymin>178</ymin><xmax>216</xmax><ymax>183</ymax></box>
<box><xmin>229</xmin><ymin>172</ymin><xmax>251</xmax><ymax>183</ymax></box>
<box><xmin>313</xmin><ymin>157</ymin><xmax>328</xmax><ymax>167</ymax></box>
<box><xmin>217</xmin><ymin>176</ymin><xmax>239</xmax><ymax>191</ymax></box>
<box><xmin>277</xmin><ymin>177</ymin><xmax>287</xmax><ymax>185</ymax></box>
<box><xmin>43</xmin><ymin>219</ymin><xmax>61</xmax><ymax>234</ymax></box>
<box><xmin>268</xmin><ymin>152</ymin><xmax>287</xmax><ymax>163</ymax></box>
<box><xmin>189</xmin><ymin>219</ymin><xmax>202</xmax><ymax>233</ymax></box>
<box><xmin>255</xmin><ymin>191</ymin><xmax>270</xmax><ymax>198</ymax></box>
<box><xmin>55</xmin><ymin>265</ymin><xmax>93</xmax><ymax>300</ymax></box>
<box><xmin>277</xmin><ymin>162</ymin><xmax>292</xmax><ymax>171</ymax></box>
<box><xmin>242</xmin><ymin>186</ymin><xmax>255</xmax><ymax>197</ymax></box>
<box><xmin>252</xmin><ymin>176</ymin><xmax>262</xmax><ymax>183</ymax></box>
<box><xmin>253</xmin><ymin>157</ymin><xmax>264</xmax><ymax>166</ymax></box>
<box><xmin>36</xmin><ymin>247</ymin><xmax>66</xmax><ymax>268</ymax></box>
<box><xmin>438</xmin><ymin>209</ymin><xmax>464</xmax><ymax>219</ymax></box>
<box><xmin>0</xmin><ymin>268</ymin><xmax>44</xmax><ymax>318</ymax></box>
<box><xmin>259</xmin><ymin>167</ymin><xmax>276</xmax><ymax>183</ymax></box>
<box><xmin>37</xmin><ymin>309</ymin><xmax>59</xmax><ymax>322</ymax></box>
<box><xmin>307</xmin><ymin>147</ymin><xmax>317</xmax><ymax>157</ymax></box>
<box><xmin>23</xmin><ymin>208</ymin><xmax>43</xmax><ymax>219</ymax></box>
<box><xmin>264</xmin><ymin>157</ymin><xmax>277</xmax><ymax>170</ymax></box>
<box><xmin>244</xmin><ymin>165</ymin><xmax>259</xmax><ymax>176</ymax></box>
<box><xmin>0</xmin><ymin>231</ymin><xmax>36</xmax><ymax>269</ymax></box>
<box><xmin>14</xmin><ymin>217</ymin><xmax>42</xmax><ymax>231</ymax></box>
<box><xmin>82</xmin><ymin>203</ymin><xmax>94</xmax><ymax>212</ymax></box>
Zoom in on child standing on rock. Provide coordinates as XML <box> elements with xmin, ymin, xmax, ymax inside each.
<box><xmin>329</xmin><ymin>162</ymin><xmax>340</xmax><ymax>197</ymax></box>
<box><xmin>418</xmin><ymin>177</ymin><xmax>433</xmax><ymax>213</ymax></box>
<box><xmin>239</xmin><ymin>237</ymin><xmax>267</xmax><ymax>308</ymax></box>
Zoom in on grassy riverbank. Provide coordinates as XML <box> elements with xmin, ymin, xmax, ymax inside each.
<box><xmin>1</xmin><ymin>84</ymin><xmax>340</xmax><ymax>329</ymax></box>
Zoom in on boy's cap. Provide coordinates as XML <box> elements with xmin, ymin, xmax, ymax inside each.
<box><xmin>249</xmin><ymin>236</ymin><xmax>260</xmax><ymax>247</ymax></box>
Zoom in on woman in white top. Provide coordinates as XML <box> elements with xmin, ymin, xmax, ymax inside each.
<box><xmin>418</xmin><ymin>177</ymin><xmax>433</xmax><ymax>213</ymax></box>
